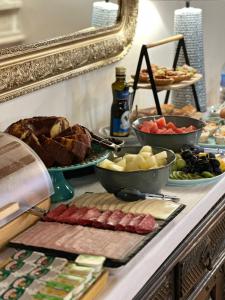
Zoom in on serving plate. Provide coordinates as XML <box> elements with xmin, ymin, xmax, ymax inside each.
<box><xmin>167</xmin><ymin>172</ymin><xmax>225</xmax><ymax>186</ymax></box>
<box><xmin>48</xmin><ymin>144</ymin><xmax>110</xmax><ymax>202</ymax></box>
<box><xmin>99</xmin><ymin>126</ymin><xmax>139</xmax><ymax>145</ymax></box>
<box><xmin>199</xmin><ymin>137</ymin><xmax>225</xmax><ymax>149</ymax></box>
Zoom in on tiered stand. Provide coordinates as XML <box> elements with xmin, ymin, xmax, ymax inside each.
<box><xmin>131</xmin><ymin>34</ymin><xmax>202</xmax><ymax>114</ymax></box>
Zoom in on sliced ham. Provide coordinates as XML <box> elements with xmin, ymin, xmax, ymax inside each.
<box><xmin>56</xmin><ymin>205</ymin><xmax>78</xmax><ymax>223</ymax></box>
<box><xmin>44</xmin><ymin>204</ymin><xmax>68</xmax><ymax>221</ymax></box>
<box><xmin>126</xmin><ymin>214</ymin><xmax>145</xmax><ymax>233</ymax></box>
<box><xmin>67</xmin><ymin>207</ymin><xmax>89</xmax><ymax>224</ymax></box>
<box><xmin>135</xmin><ymin>215</ymin><xmax>157</xmax><ymax>234</ymax></box>
<box><xmin>116</xmin><ymin>213</ymin><xmax>134</xmax><ymax>231</ymax></box>
<box><xmin>79</xmin><ymin>208</ymin><xmax>102</xmax><ymax>226</ymax></box>
<box><xmin>93</xmin><ymin>210</ymin><xmax>112</xmax><ymax>228</ymax></box>
<box><xmin>106</xmin><ymin>210</ymin><xmax>125</xmax><ymax>230</ymax></box>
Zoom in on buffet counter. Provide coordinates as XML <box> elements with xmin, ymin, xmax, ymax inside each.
<box><xmin>68</xmin><ymin>172</ymin><xmax>225</xmax><ymax>300</ymax></box>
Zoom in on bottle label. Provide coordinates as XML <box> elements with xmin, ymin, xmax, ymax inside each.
<box><xmin>221</xmin><ymin>73</ymin><xmax>225</xmax><ymax>87</ymax></box>
<box><xmin>114</xmin><ymin>89</ymin><xmax>129</xmax><ymax>101</ymax></box>
<box><xmin>112</xmin><ymin>111</ymin><xmax>130</xmax><ymax>136</ymax></box>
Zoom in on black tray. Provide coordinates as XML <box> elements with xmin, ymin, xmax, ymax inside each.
<box><xmin>10</xmin><ymin>203</ymin><xmax>185</xmax><ymax>268</ymax></box>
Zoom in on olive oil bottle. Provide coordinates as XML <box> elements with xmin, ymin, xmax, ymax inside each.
<box><xmin>110</xmin><ymin>67</ymin><xmax>130</xmax><ymax>137</ymax></box>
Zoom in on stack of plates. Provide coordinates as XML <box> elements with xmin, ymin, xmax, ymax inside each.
<box><xmin>92</xmin><ymin>1</ymin><xmax>119</xmax><ymax>28</ymax></box>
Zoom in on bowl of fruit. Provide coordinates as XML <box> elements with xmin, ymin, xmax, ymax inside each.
<box><xmin>168</xmin><ymin>145</ymin><xmax>225</xmax><ymax>185</ymax></box>
<box><xmin>95</xmin><ymin>145</ymin><xmax>175</xmax><ymax>194</ymax></box>
<box><xmin>132</xmin><ymin>116</ymin><xmax>205</xmax><ymax>152</ymax></box>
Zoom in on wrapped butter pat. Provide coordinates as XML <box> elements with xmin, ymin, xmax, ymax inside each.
<box><xmin>35</xmin><ymin>284</ymin><xmax>73</xmax><ymax>300</ymax></box>
<box><xmin>12</xmin><ymin>250</ymin><xmax>44</xmax><ymax>264</ymax></box>
<box><xmin>55</xmin><ymin>275</ymin><xmax>85</xmax><ymax>295</ymax></box>
<box><xmin>3</xmin><ymin>260</ymin><xmax>34</xmax><ymax>275</ymax></box>
<box><xmin>27</xmin><ymin>266</ymin><xmax>59</xmax><ymax>282</ymax></box>
<box><xmin>0</xmin><ymin>269</ymin><xmax>17</xmax><ymax>287</ymax></box>
<box><xmin>63</xmin><ymin>264</ymin><xmax>94</xmax><ymax>283</ymax></box>
<box><xmin>34</xmin><ymin>256</ymin><xmax>68</xmax><ymax>271</ymax></box>
<box><xmin>75</xmin><ymin>254</ymin><xmax>105</xmax><ymax>272</ymax></box>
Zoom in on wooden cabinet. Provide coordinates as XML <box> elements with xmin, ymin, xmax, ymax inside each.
<box><xmin>134</xmin><ymin>194</ymin><xmax>225</xmax><ymax>300</ymax></box>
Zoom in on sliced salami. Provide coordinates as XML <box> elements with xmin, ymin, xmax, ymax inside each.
<box><xmin>56</xmin><ymin>205</ymin><xmax>78</xmax><ymax>223</ymax></box>
<box><xmin>106</xmin><ymin>210</ymin><xmax>125</xmax><ymax>229</ymax></box>
<box><xmin>67</xmin><ymin>207</ymin><xmax>89</xmax><ymax>224</ymax></box>
<box><xmin>79</xmin><ymin>208</ymin><xmax>102</xmax><ymax>226</ymax></box>
<box><xmin>135</xmin><ymin>215</ymin><xmax>157</xmax><ymax>234</ymax></box>
<box><xmin>126</xmin><ymin>214</ymin><xmax>145</xmax><ymax>233</ymax></box>
<box><xmin>93</xmin><ymin>210</ymin><xmax>112</xmax><ymax>228</ymax></box>
<box><xmin>44</xmin><ymin>204</ymin><xmax>68</xmax><ymax>221</ymax></box>
<box><xmin>116</xmin><ymin>213</ymin><xmax>134</xmax><ymax>231</ymax></box>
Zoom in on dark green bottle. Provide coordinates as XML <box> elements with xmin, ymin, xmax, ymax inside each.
<box><xmin>110</xmin><ymin>67</ymin><xmax>130</xmax><ymax>137</ymax></box>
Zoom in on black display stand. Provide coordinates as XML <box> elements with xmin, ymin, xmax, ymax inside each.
<box><xmin>131</xmin><ymin>34</ymin><xmax>201</xmax><ymax>115</ymax></box>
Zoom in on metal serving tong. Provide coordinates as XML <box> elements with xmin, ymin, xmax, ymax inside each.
<box><xmin>29</xmin><ymin>206</ymin><xmax>48</xmax><ymax>218</ymax></box>
<box><xmin>115</xmin><ymin>188</ymin><xmax>180</xmax><ymax>202</ymax></box>
<box><xmin>83</xmin><ymin>126</ymin><xmax>124</xmax><ymax>151</ymax></box>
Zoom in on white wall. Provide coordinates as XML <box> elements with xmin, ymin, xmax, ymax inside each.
<box><xmin>0</xmin><ymin>0</ymin><xmax>224</xmax><ymax>132</ymax></box>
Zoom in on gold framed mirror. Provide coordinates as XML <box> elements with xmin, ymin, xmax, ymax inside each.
<box><xmin>0</xmin><ymin>0</ymin><xmax>138</xmax><ymax>103</ymax></box>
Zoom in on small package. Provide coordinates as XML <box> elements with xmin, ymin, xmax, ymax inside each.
<box><xmin>3</xmin><ymin>260</ymin><xmax>34</xmax><ymax>275</ymax></box>
<box><xmin>0</xmin><ymin>269</ymin><xmax>17</xmax><ymax>287</ymax></box>
<box><xmin>35</xmin><ymin>256</ymin><xmax>68</xmax><ymax>271</ymax></box>
<box><xmin>12</xmin><ymin>250</ymin><xmax>45</xmax><ymax>265</ymax></box>
<box><xmin>63</xmin><ymin>264</ymin><xmax>94</xmax><ymax>283</ymax></box>
<box><xmin>54</xmin><ymin>275</ymin><xmax>85</xmax><ymax>296</ymax></box>
<box><xmin>28</xmin><ymin>266</ymin><xmax>59</xmax><ymax>282</ymax></box>
<box><xmin>33</xmin><ymin>285</ymin><xmax>73</xmax><ymax>300</ymax></box>
<box><xmin>75</xmin><ymin>254</ymin><xmax>105</xmax><ymax>273</ymax></box>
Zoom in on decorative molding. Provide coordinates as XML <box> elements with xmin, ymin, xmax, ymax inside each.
<box><xmin>0</xmin><ymin>0</ymin><xmax>138</xmax><ymax>103</ymax></box>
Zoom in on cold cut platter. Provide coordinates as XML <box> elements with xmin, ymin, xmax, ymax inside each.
<box><xmin>10</xmin><ymin>193</ymin><xmax>185</xmax><ymax>268</ymax></box>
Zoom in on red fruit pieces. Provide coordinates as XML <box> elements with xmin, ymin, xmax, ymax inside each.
<box><xmin>135</xmin><ymin>215</ymin><xmax>157</xmax><ymax>234</ymax></box>
<box><xmin>156</xmin><ymin>117</ymin><xmax>166</xmax><ymax>129</ymax></box>
<box><xmin>139</xmin><ymin>118</ymin><xmax>197</xmax><ymax>135</ymax></box>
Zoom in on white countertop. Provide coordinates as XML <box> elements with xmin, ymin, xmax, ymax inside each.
<box><xmin>68</xmin><ymin>173</ymin><xmax>225</xmax><ymax>300</ymax></box>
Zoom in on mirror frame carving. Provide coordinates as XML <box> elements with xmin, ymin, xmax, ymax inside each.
<box><xmin>0</xmin><ymin>0</ymin><xmax>138</xmax><ymax>103</ymax></box>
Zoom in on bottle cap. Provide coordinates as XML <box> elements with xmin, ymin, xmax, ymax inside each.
<box><xmin>116</xmin><ymin>67</ymin><xmax>126</xmax><ymax>76</ymax></box>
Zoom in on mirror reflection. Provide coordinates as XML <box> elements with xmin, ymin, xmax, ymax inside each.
<box><xmin>0</xmin><ymin>0</ymin><xmax>119</xmax><ymax>48</ymax></box>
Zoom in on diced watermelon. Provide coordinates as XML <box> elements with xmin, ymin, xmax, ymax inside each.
<box><xmin>149</xmin><ymin>122</ymin><xmax>158</xmax><ymax>133</ymax></box>
<box><xmin>139</xmin><ymin>125</ymin><xmax>150</xmax><ymax>133</ymax></box>
<box><xmin>156</xmin><ymin>117</ymin><xmax>166</xmax><ymax>129</ymax></box>
<box><xmin>138</xmin><ymin>118</ymin><xmax>197</xmax><ymax>135</ymax></box>
<box><xmin>166</xmin><ymin>121</ymin><xmax>177</xmax><ymax>131</ymax></box>
<box><xmin>164</xmin><ymin>128</ymin><xmax>175</xmax><ymax>134</ymax></box>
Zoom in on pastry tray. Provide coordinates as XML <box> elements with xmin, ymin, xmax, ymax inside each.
<box><xmin>10</xmin><ymin>203</ymin><xmax>185</xmax><ymax>268</ymax></box>
<box><xmin>129</xmin><ymin>73</ymin><xmax>202</xmax><ymax>91</ymax></box>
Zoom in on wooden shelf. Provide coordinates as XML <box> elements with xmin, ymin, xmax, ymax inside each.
<box><xmin>129</xmin><ymin>73</ymin><xmax>202</xmax><ymax>92</ymax></box>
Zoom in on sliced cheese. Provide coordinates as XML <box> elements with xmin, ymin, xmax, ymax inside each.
<box><xmin>139</xmin><ymin>199</ymin><xmax>180</xmax><ymax>220</ymax></box>
<box><xmin>130</xmin><ymin>200</ymin><xmax>150</xmax><ymax>214</ymax></box>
